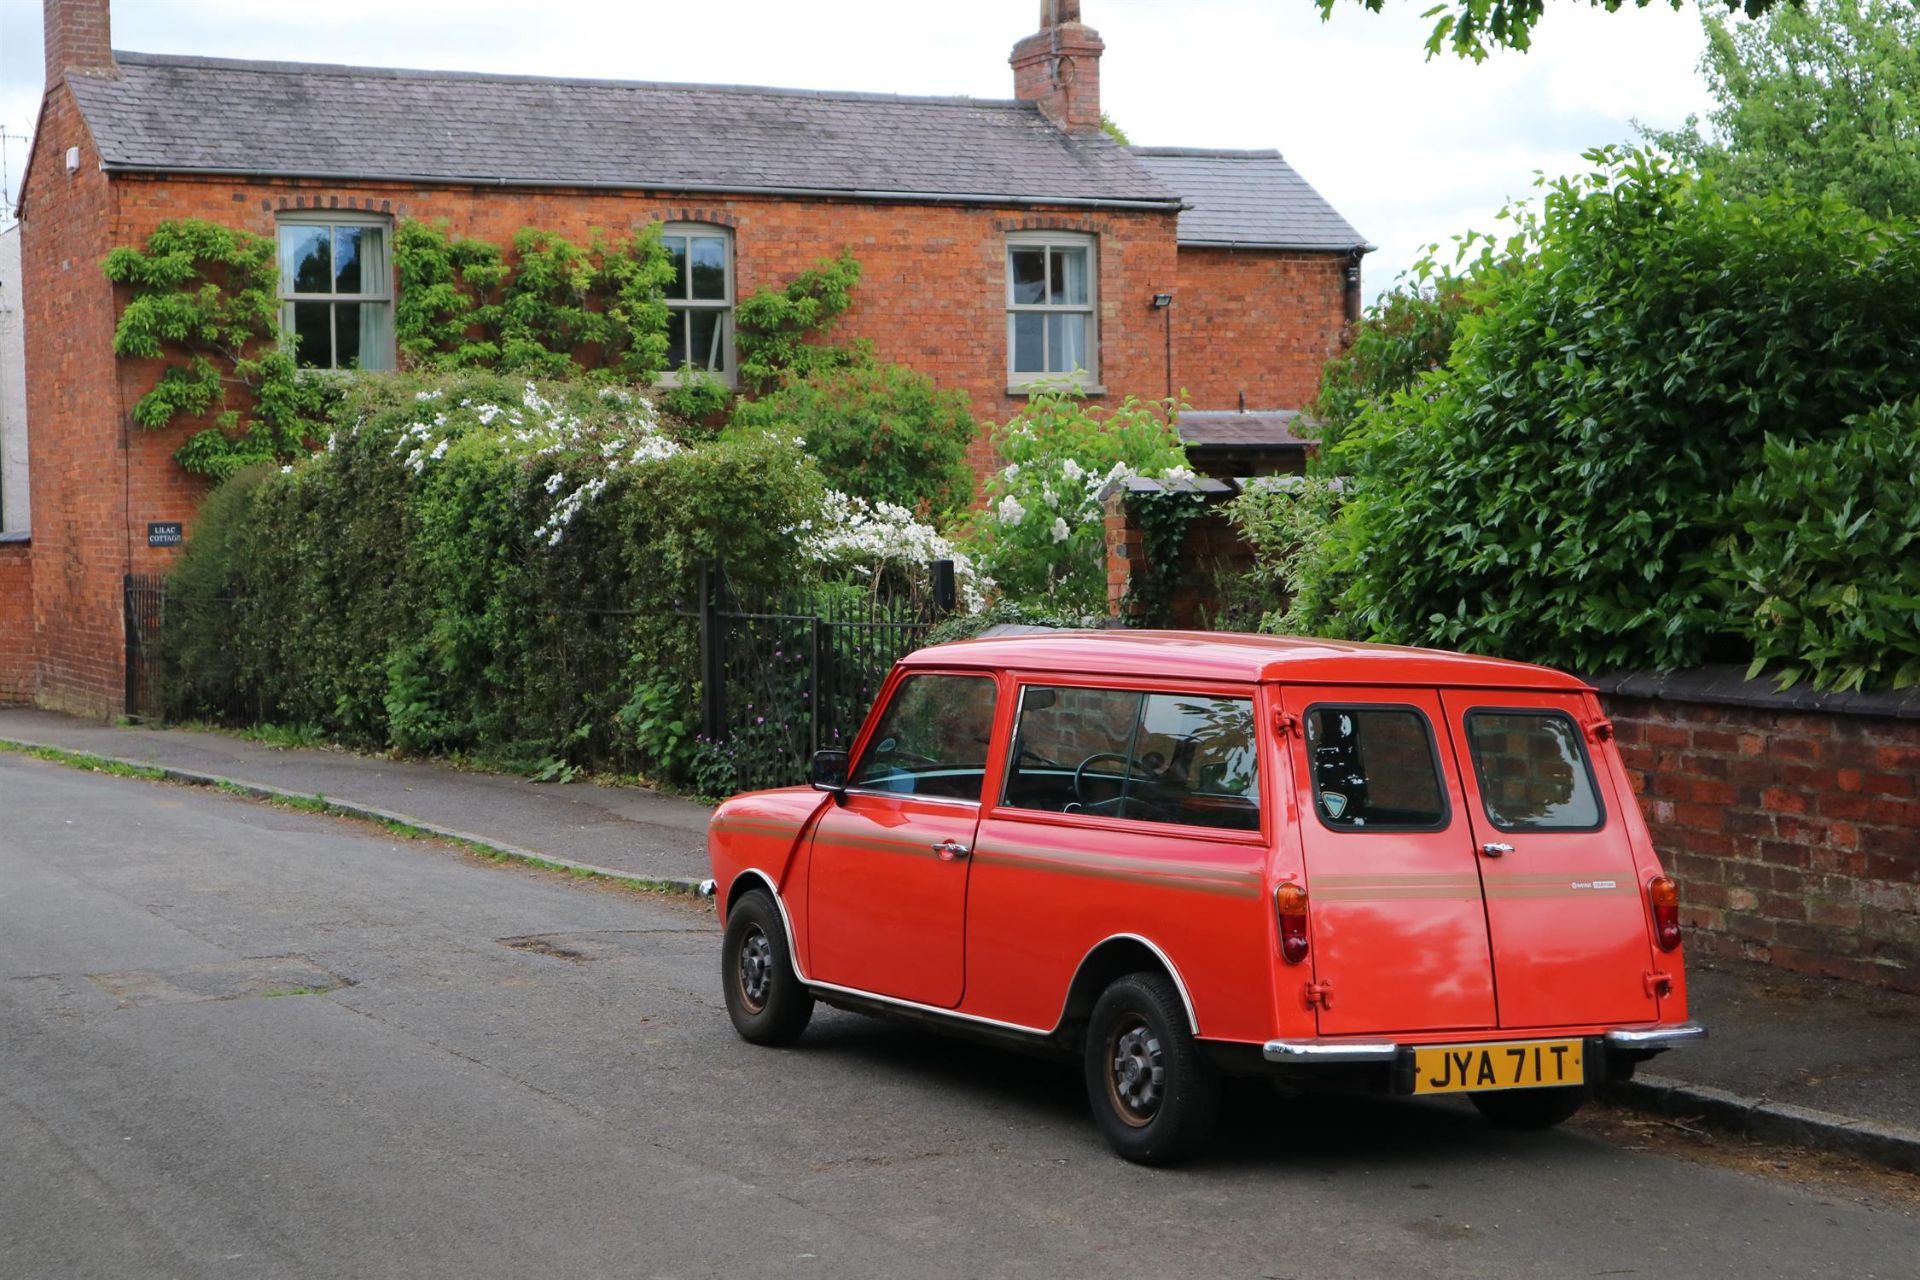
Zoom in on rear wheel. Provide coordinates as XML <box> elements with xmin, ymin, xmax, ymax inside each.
<box><xmin>721</xmin><ymin>889</ymin><xmax>813</xmax><ymax>1046</ymax></box>
<box><xmin>1469</xmin><ymin>1086</ymin><xmax>1587</xmax><ymax>1130</ymax></box>
<box><xmin>1083</xmin><ymin>973</ymin><xmax>1220</xmax><ymax>1165</ymax></box>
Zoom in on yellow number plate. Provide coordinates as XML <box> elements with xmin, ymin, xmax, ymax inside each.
<box><xmin>1412</xmin><ymin>1039</ymin><xmax>1584</xmax><ymax>1094</ymax></box>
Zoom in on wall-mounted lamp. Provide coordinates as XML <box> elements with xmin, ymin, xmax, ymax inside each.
<box><xmin>1150</xmin><ymin>292</ymin><xmax>1174</xmax><ymax>310</ymax></box>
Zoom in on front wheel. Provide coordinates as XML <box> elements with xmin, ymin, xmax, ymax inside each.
<box><xmin>1083</xmin><ymin>973</ymin><xmax>1220</xmax><ymax>1165</ymax></box>
<box><xmin>721</xmin><ymin>889</ymin><xmax>813</xmax><ymax>1046</ymax></box>
<box><xmin>1469</xmin><ymin>1086</ymin><xmax>1587</xmax><ymax>1130</ymax></box>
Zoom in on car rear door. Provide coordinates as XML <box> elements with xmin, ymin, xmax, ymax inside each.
<box><xmin>1280</xmin><ymin>687</ymin><xmax>1498</xmax><ymax>1036</ymax></box>
<box><xmin>1438</xmin><ymin>690</ymin><xmax>1660</xmax><ymax>1029</ymax></box>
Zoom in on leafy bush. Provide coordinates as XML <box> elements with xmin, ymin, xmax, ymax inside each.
<box><xmin>1295</xmin><ymin>147</ymin><xmax>1920</xmax><ymax>685</ymax></box>
<box><xmin>159</xmin><ymin>372</ymin><xmax>824</xmax><ymax>774</ymax></box>
<box><xmin>1724</xmin><ymin>405</ymin><xmax>1920</xmax><ymax>691</ymax></box>
<box><xmin>1221</xmin><ymin>475</ymin><xmax>1345</xmax><ymax>635</ymax></box>
<box><xmin>729</xmin><ymin>361</ymin><xmax>976</xmax><ymax>518</ymax></box>
<box><xmin>963</xmin><ymin>389</ymin><xmax>1191</xmax><ymax>614</ymax></box>
<box><xmin>1309</xmin><ymin>253</ymin><xmax>1479</xmax><ymax>453</ymax></box>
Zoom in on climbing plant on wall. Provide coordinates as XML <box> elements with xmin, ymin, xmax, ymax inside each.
<box><xmin>103</xmin><ymin>219</ymin><xmax>332</xmax><ymax>479</ymax></box>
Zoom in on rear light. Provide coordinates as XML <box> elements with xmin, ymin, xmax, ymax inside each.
<box><xmin>1275</xmin><ymin>883</ymin><xmax>1310</xmax><ymax>964</ymax></box>
<box><xmin>1648</xmin><ymin>875</ymin><xmax>1682</xmax><ymax>951</ymax></box>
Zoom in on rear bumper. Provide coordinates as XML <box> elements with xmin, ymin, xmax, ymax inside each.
<box><xmin>1262</xmin><ymin>1021</ymin><xmax>1707</xmax><ymax>1066</ymax></box>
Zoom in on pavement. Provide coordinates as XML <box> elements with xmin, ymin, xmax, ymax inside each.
<box><xmin>6</xmin><ymin>752</ymin><xmax>1916</xmax><ymax>1279</ymax></box>
<box><xmin>3</xmin><ymin>706</ymin><xmax>1917</xmax><ymax>1177</ymax></box>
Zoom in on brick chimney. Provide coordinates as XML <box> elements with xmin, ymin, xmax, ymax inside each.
<box><xmin>1010</xmin><ymin>0</ymin><xmax>1105</xmax><ymax>133</ymax></box>
<box><xmin>44</xmin><ymin>0</ymin><xmax>120</xmax><ymax>88</ymax></box>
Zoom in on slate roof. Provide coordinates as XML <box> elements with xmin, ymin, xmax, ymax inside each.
<box><xmin>1131</xmin><ymin>147</ymin><xmax>1368</xmax><ymax>251</ymax></box>
<box><xmin>65</xmin><ymin>52</ymin><xmax>1182</xmax><ymax>208</ymax></box>
<box><xmin>1177</xmin><ymin>410</ymin><xmax>1312</xmax><ymax>450</ymax></box>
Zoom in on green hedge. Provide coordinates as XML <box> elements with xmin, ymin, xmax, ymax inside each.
<box><xmin>1297</xmin><ymin>148</ymin><xmax>1920</xmax><ymax>689</ymax></box>
<box><xmin>159</xmin><ymin>371</ymin><xmax>823</xmax><ymax>772</ymax></box>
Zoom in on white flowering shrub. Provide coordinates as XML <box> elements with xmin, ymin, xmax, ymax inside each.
<box><xmin>797</xmin><ymin>490</ymin><xmax>990</xmax><ymax>612</ymax></box>
<box><xmin>963</xmin><ymin>389</ymin><xmax>1194</xmax><ymax>613</ymax></box>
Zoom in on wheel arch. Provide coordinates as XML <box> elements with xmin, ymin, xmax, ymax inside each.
<box><xmin>1057</xmin><ymin>933</ymin><xmax>1200</xmax><ymax>1044</ymax></box>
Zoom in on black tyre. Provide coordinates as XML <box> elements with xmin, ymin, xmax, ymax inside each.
<box><xmin>1083</xmin><ymin>972</ymin><xmax>1220</xmax><ymax>1165</ymax></box>
<box><xmin>721</xmin><ymin>889</ymin><xmax>813</xmax><ymax>1046</ymax></box>
<box><xmin>1469</xmin><ymin>1086</ymin><xmax>1587</xmax><ymax>1130</ymax></box>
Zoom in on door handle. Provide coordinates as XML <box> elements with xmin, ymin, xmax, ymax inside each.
<box><xmin>933</xmin><ymin>840</ymin><xmax>971</xmax><ymax>861</ymax></box>
<box><xmin>1481</xmin><ymin>842</ymin><xmax>1513</xmax><ymax>858</ymax></box>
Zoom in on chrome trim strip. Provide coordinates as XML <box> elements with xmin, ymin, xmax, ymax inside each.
<box><xmin>805</xmin><ymin>977</ymin><xmax>1055</xmax><ymax>1037</ymax></box>
<box><xmin>841</xmin><ymin>788</ymin><xmax>983</xmax><ymax>810</ymax></box>
<box><xmin>1068</xmin><ymin>933</ymin><xmax>1202</xmax><ymax>1035</ymax></box>
<box><xmin>728</xmin><ymin>873</ymin><xmax>1199</xmax><ymax>1038</ymax></box>
<box><xmin>1604</xmin><ymin>1022</ymin><xmax>1707</xmax><ymax>1051</ymax></box>
<box><xmin>1263</xmin><ymin>1039</ymin><xmax>1401</xmax><ymax>1063</ymax></box>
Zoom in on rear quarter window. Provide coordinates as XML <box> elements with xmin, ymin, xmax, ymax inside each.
<box><xmin>1463</xmin><ymin>710</ymin><xmax>1605</xmax><ymax>831</ymax></box>
<box><xmin>1305</xmin><ymin>705</ymin><xmax>1449</xmax><ymax>832</ymax></box>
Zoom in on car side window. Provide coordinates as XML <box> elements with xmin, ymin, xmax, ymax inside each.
<box><xmin>1464</xmin><ymin>710</ymin><xmax>1605</xmax><ymax>831</ymax></box>
<box><xmin>1305</xmin><ymin>706</ymin><xmax>1447</xmax><ymax>831</ymax></box>
<box><xmin>848</xmin><ymin>674</ymin><xmax>998</xmax><ymax>802</ymax></box>
<box><xmin>1003</xmin><ymin>686</ymin><xmax>1260</xmax><ymax>832</ymax></box>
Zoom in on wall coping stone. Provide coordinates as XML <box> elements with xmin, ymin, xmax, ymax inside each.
<box><xmin>1590</xmin><ymin>665</ymin><xmax>1920</xmax><ymax>723</ymax></box>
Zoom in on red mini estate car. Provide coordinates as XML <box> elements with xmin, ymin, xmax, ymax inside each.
<box><xmin>701</xmin><ymin>631</ymin><xmax>1704</xmax><ymax>1164</ymax></box>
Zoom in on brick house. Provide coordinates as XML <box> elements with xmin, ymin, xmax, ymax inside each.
<box><xmin>4</xmin><ymin>0</ymin><xmax>1368</xmax><ymax>717</ymax></box>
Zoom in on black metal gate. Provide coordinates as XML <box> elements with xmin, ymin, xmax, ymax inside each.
<box><xmin>123</xmin><ymin>573</ymin><xmax>167</xmax><ymax>720</ymax></box>
<box><xmin>697</xmin><ymin>559</ymin><xmax>955</xmax><ymax>791</ymax></box>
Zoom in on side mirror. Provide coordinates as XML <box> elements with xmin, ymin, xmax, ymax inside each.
<box><xmin>810</xmin><ymin>749</ymin><xmax>850</xmax><ymax>799</ymax></box>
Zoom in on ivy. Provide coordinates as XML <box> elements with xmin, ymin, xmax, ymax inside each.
<box><xmin>393</xmin><ymin>221</ymin><xmax>675</xmax><ymax>382</ymax></box>
<box><xmin>735</xmin><ymin>249</ymin><xmax>867</xmax><ymax>392</ymax></box>
<box><xmin>1122</xmin><ymin>487</ymin><xmax>1209</xmax><ymax>627</ymax></box>
<box><xmin>393</xmin><ymin>220</ymin><xmax>507</xmax><ymax>368</ymax></box>
<box><xmin>104</xmin><ymin>219</ymin><xmax>328</xmax><ymax>479</ymax></box>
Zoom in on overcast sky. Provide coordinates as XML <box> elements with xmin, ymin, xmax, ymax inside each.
<box><xmin>0</xmin><ymin>0</ymin><xmax>1718</xmax><ymax>299</ymax></box>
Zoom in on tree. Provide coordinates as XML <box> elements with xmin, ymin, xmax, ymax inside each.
<box><xmin>1649</xmin><ymin>0</ymin><xmax>1920</xmax><ymax>216</ymax></box>
<box><xmin>1322</xmin><ymin>0</ymin><xmax>1786</xmax><ymax>60</ymax></box>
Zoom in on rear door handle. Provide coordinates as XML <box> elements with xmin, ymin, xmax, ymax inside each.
<box><xmin>933</xmin><ymin>840</ymin><xmax>971</xmax><ymax>861</ymax></box>
<box><xmin>1481</xmin><ymin>842</ymin><xmax>1513</xmax><ymax>858</ymax></box>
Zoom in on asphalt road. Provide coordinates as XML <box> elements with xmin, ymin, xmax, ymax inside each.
<box><xmin>3</xmin><ymin>755</ymin><xmax>1915</xmax><ymax>1280</ymax></box>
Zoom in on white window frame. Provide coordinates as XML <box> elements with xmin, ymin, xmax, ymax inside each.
<box><xmin>1006</xmin><ymin>231</ymin><xmax>1098</xmax><ymax>390</ymax></box>
<box><xmin>276</xmin><ymin>212</ymin><xmax>394</xmax><ymax>372</ymax></box>
<box><xmin>659</xmin><ymin>223</ymin><xmax>735</xmax><ymax>387</ymax></box>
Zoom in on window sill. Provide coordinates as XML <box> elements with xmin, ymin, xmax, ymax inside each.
<box><xmin>0</xmin><ymin>530</ymin><xmax>29</xmax><ymax>547</ymax></box>
<box><xmin>1007</xmin><ymin>383</ymin><xmax>1106</xmax><ymax>398</ymax></box>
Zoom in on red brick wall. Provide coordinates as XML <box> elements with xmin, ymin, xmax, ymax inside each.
<box><xmin>106</xmin><ymin>176</ymin><xmax>1183</xmax><ymax>494</ymax></box>
<box><xmin>0</xmin><ymin>542</ymin><xmax>32</xmax><ymax>704</ymax></box>
<box><xmin>1172</xmin><ymin>247</ymin><xmax>1346</xmax><ymax>411</ymax></box>
<box><xmin>19</xmin><ymin>83</ymin><xmax>126</xmax><ymax>717</ymax></box>
<box><xmin>1607</xmin><ymin>692</ymin><xmax>1920</xmax><ymax>994</ymax></box>
<box><xmin>22</xmin><ymin>163</ymin><xmax>1189</xmax><ymax>715</ymax></box>
<box><xmin>1105</xmin><ymin>485</ymin><xmax>1254</xmax><ymax>629</ymax></box>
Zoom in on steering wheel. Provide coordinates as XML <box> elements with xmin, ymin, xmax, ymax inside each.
<box><xmin>1072</xmin><ymin>751</ymin><xmax>1155</xmax><ymax>809</ymax></box>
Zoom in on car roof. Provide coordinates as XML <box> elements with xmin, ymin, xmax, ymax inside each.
<box><xmin>903</xmin><ymin>630</ymin><xmax>1592</xmax><ymax>691</ymax></box>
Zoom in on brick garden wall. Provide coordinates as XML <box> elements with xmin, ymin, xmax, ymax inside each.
<box><xmin>1172</xmin><ymin>247</ymin><xmax>1346</xmax><ymax>412</ymax></box>
<box><xmin>1599</xmin><ymin>673</ymin><xmax>1920</xmax><ymax>995</ymax></box>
